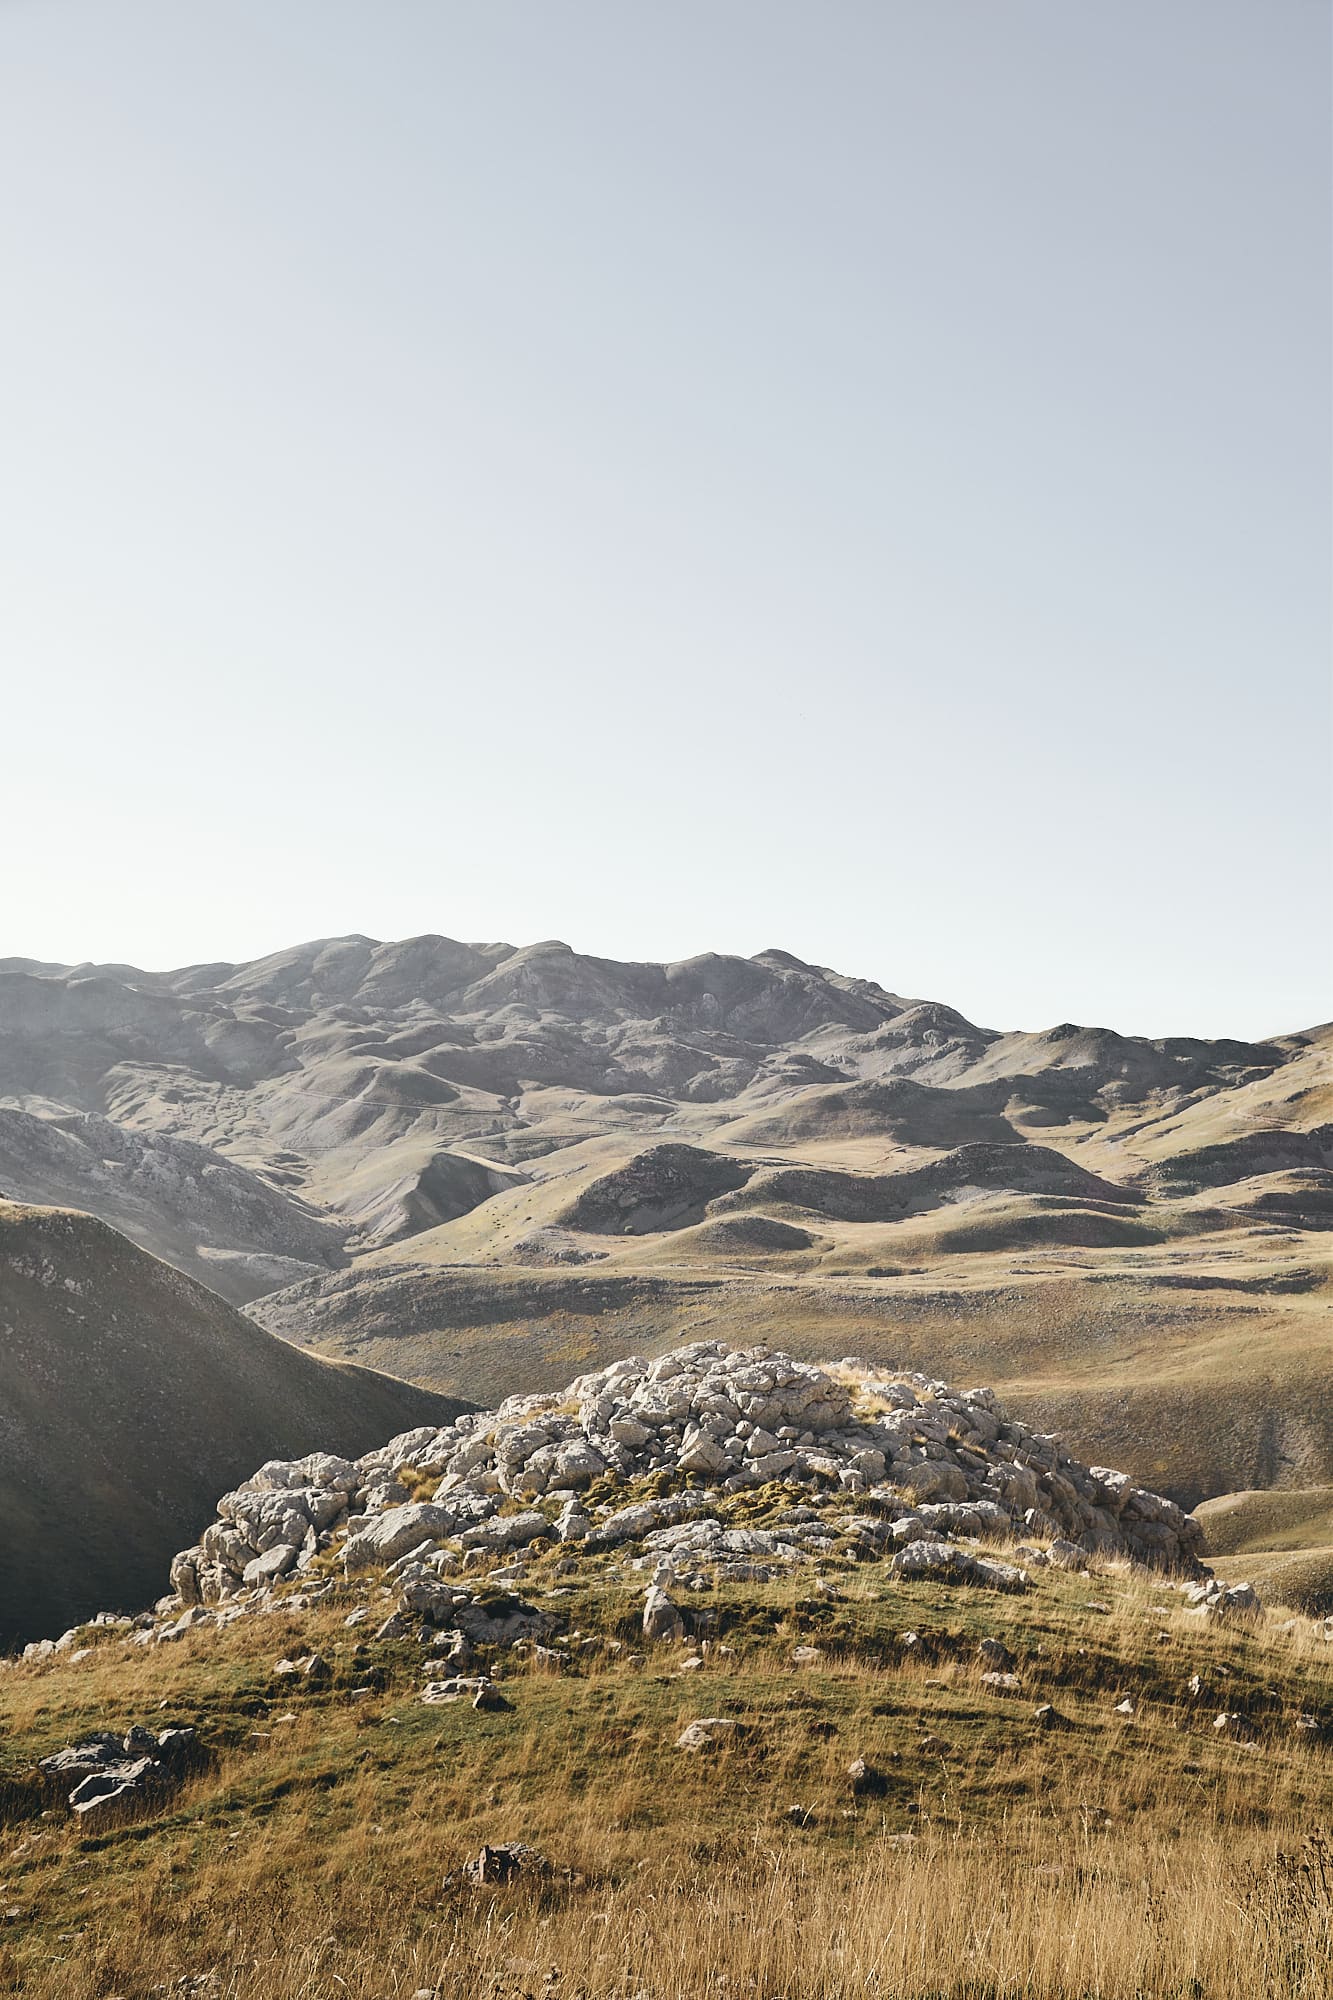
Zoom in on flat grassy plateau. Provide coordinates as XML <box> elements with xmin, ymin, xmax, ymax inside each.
<box><xmin>0</xmin><ymin>1527</ymin><xmax>1329</xmax><ymax>2000</ymax></box>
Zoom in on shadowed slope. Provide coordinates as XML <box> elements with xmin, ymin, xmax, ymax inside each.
<box><xmin>0</xmin><ymin>1203</ymin><xmax>465</xmax><ymax>1644</ymax></box>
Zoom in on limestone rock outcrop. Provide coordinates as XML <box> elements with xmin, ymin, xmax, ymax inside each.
<box><xmin>38</xmin><ymin>1724</ymin><xmax>201</xmax><ymax>1825</ymax></box>
<box><xmin>165</xmin><ymin>1339</ymin><xmax>1205</xmax><ymax>1610</ymax></box>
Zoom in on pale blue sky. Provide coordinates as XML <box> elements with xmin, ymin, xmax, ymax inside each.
<box><xmin>2</xmin><ymin>3</ymin><xmax>1328</xmax><ymax>1037</ymax></box>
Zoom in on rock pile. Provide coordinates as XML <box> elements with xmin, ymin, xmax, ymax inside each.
<box><xmin>38</xmin><ymin>1724</ymin><xmax>200</xmax><ymax>1825</ymax></box>
<box><xmin>1183</xmin><ymin>1577</ymin><xmax>1264</xmax><ymax>1624</ymax></box>
<box><xmin>461</xmin><ymin>1841</ymin><xmax>549</xmax><ymax>1886</ymax></box>
<box><xmin>165</xmin><ymin>1340</ymin><xmax>1204</xmax><ymax>1617</ymax></box>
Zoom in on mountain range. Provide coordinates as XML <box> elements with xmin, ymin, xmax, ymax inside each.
<box><xmin>1</xmin><ymin>931</ymin><xmax>1329</xmax><ymax>1630</ymax></box>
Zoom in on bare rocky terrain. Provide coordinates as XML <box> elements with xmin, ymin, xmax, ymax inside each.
<box><xmin>0</xmin><ymin>1103</ymin><xmax>346</xmax><ymax>1304</ymax></box>
<box><xmin>159</xmin><ymin>1337</ymin><xmax>1208</xmax><ymax>1626</ymax></box>
<box><xmin>2</xmin><ymin>932</ymin><xmax>1330</xmax><ymax>1605</ymax></box>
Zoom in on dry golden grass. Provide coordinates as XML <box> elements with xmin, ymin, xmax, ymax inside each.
<box><xmin>16</xmin><ymin>1822</ymin><xmax>1332</xmax><ymax>2000</ymax></box>
<box><xmin>0</xmin><ymin>1549</ymin><xmax>1328</xmax><ymax>1998</ymax></box>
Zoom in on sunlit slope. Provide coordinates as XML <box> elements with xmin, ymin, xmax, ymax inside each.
<box><xmin>1</xmin><ymin>1528</ymin><xmax>1329</xmax><ymax>1996</ymax></box>
<box><xmin>1198</xmin><ymin>1486</ymin><xmax>1333</xmax><ymax>1555</ymax></box>
<box><xmin>1196</xmin><ymin>1485</ymin><xmax>1333</xmax><ymax>1614</ymax></box>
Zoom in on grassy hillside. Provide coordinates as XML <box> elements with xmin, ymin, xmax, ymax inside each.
<box><xmin>1198</xmin><ymin>1488</ymin><xmax>1333</xmax><ymax>1617</ymax></box>
<box><xmin>0</xmin><ymin>1526</ymin><xmax>1327</xmax><ymax>1997</ymax></box>
<box><xmin>0</xmin><ymin>1203</ymin><xmax>465</xmax><ymax>1644</ymax></box>
<box><xmin>1197</xmin><ymin>1486</ymin><xmax>1333</xmax><ymax>1554</ymax></box>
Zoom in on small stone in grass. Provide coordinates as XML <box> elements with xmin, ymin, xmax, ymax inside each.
<box><xmin>847</xmin><ymin>1756</ymin><xmax>889</xmax><ymax>1797</ymax></box>
<box><xmin>1033</xmin><ymin>1703</ymin><xmax>1071</xmax><ymax>1730</ymax></box>
<box><xmin>676</xmin><ymin>1717</ymin><xmax>739</xmax><ymax>1752</ymax></box>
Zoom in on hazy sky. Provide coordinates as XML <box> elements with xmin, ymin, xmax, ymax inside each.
<box><xmin>3</xmin><ymin>3</ymin><xmax>1328</xmax><ymax>1038</ymax></box>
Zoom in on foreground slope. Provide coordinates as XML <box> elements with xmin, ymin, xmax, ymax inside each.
<box><xmin>0</xmin><ymin>1342</ymin><xmax>1328</xmax><ymax>2000</ymax></box>
<box><xmin>0</xmin><ymin>1203</ymin><xmax>464</xmax><ymax>1644</ymax></box>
